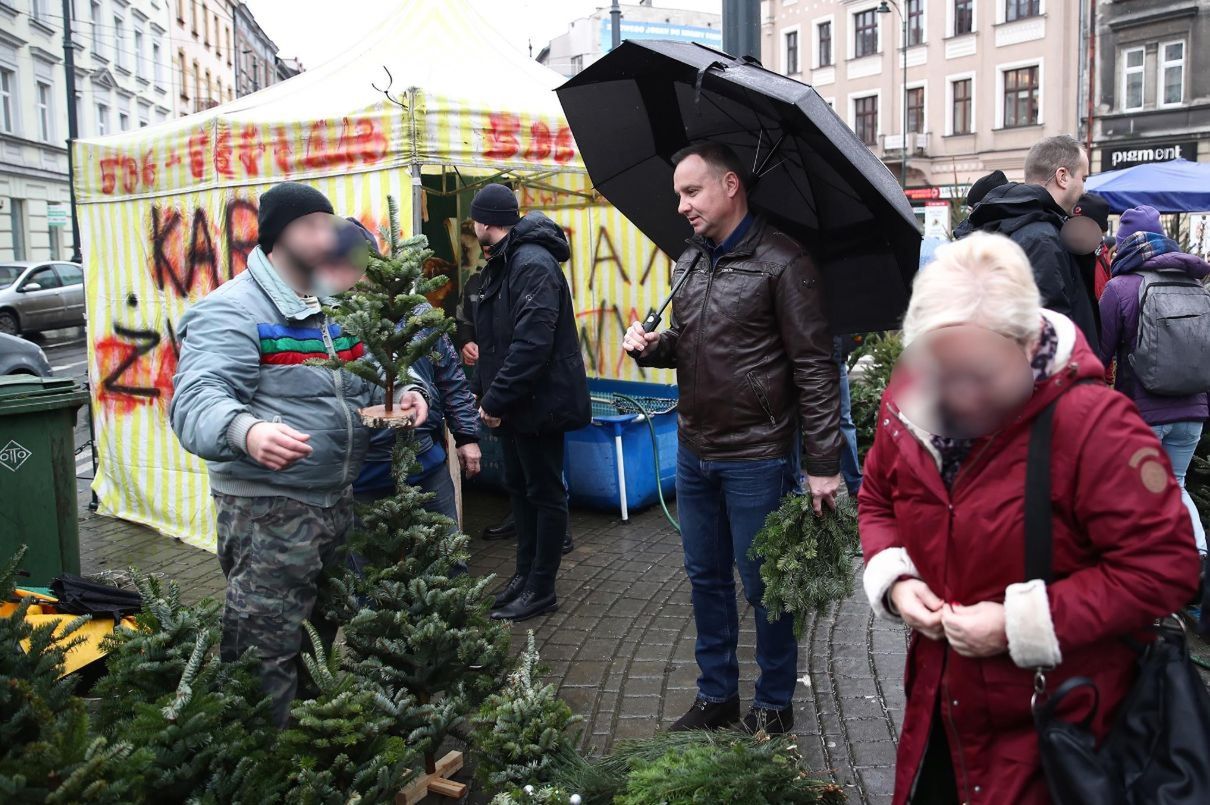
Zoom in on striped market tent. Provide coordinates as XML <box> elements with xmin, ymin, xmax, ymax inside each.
<box><xmin>72</xmin><ymin>0</ymin><xmax>674</xmax><ymax>549</ymax></box>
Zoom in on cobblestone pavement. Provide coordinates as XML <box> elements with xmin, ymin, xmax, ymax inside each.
<box><xmin>77</xmin><ymin>487</ymin><xmax>1209</xmax><ymax>805</ymax></box>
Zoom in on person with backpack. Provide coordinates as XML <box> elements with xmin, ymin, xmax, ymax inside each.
<box><xmin>1098</xmin><ymin>204</ymin><xmax>1210</xmax><ymax>555</ymax></box>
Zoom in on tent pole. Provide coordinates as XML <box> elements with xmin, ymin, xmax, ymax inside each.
<box><xmin>412</xmin><ymin>161</ymin><xmax>423</xmax><ymax>237</ymax></box>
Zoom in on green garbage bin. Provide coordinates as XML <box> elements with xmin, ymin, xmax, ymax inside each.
<box><xmin>0</xmin><ymin>375</ymin><xmax>90</xmax><ymax>586</ymax></box>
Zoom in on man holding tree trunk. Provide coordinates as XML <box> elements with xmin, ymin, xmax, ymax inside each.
<box><xmin>623</xmin><ymin>143</ymin><xmax>841</xmax><ymax>735</ymax></box>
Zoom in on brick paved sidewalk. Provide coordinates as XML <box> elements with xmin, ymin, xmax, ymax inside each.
<box><xmin>77</xmin><ymin>488</ymin><xmax>1210</xmax><ymax>805</ymax></box>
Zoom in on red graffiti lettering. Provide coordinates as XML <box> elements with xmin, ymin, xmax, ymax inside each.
<box><xmin>336</xmin><ymin>117</ymin><xmax>388</xmax><ymax>165</ymax></box>
<box><xmin>141</xmin><ymin>150</ymin><xmax>157</xmax><ymax>187</ymax></box>
<box><xmin>236</xmin><ymin>125</ymin><xmax>263</xmax><ymax>176</ymax></box>
<box><xmin>224</xmin><ymin>198</ymin><xmax>259</xmax><ymax>279</ymax></box>
<box><xmin>165</xmin><ymin>151</ymin><xmax>182</xmax><ymax>168</ymax></box>
<box><xmin>149</xmin><ymin>205</ymin><xmax>220</xmax><ymax>299</ymax></box>
<box><xmin>554</xmin><ymin>126</ymin><xmax>575</xmax><ymax>164</ymax></box>
<box><xmin>482</xmin><ymin>113</ymin><xmax>521</xmax><ymax>159</ymax></box>
<box><xmin>524</xmin><ymin>121</ymin><xmax>553</xmax><ymax>161</ymax></box>
<box><xmin>95</xmin><ymin>324</ymin><xmax>177</xmax><ymax>415</ymax></box>
<box><xmin>214</xmin><ymin>127</ymin><xmax>234</xmax><ymax>178</ymax></box>
<box><xmin>188</xmin><ymin>130</ymin><xmax>208</xmax><ymax>179</ymax></box>
<box><xmin>272</xmin><ymin>126</ymin><xmax>293</xmax><ymax>173</ymax></box>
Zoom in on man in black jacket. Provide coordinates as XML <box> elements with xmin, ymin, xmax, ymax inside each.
<box><xmin>469</xmin><ymin>183</ymin><xmax>591</xmax><ymax>622</ymax></box>
<box><xmin>958</xmin><ymin>135</ymin><xmax>1097</xmax><ymax>343</ymax></box>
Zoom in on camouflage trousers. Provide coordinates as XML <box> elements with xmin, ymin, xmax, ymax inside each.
<box><xmin>214</xmin><ymin>491</ymin><xmax>353</xmax><ymax>728</ymax></box>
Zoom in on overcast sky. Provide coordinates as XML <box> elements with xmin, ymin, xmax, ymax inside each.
<box><xmin>244</xmin><ymin>0</ymin><xmax>723</xmax><ymax>68</ymax></box>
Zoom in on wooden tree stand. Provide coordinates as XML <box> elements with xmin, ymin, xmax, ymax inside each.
<box><xmin>396</xmin><ymin>750</ymin><xmax>465</xmax><ymax>804</ymax></box>
<box><xmin>359</xmin><ymin>404</ymin><xmax>416</xmax><ymax>430</ymax></box>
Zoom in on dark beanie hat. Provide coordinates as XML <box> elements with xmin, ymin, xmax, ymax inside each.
<box><xmin>967</xmin><ymin>170</ymin><xmax>1009</xmax><ymax>206</ymax></box>
<box><xmin>1072</xmin><ymin>192</ymin><xmax>1110</xmax><ymax>233</ymax></box>
<box><xmin>257</xmin><ymin>182</ymin><xmax>334</xmax><ymax>252</ymax></box>
<box><xmin>470</xmin><ymin>183</ymin><xmax>520</xmax><ymax>227</ymax></box>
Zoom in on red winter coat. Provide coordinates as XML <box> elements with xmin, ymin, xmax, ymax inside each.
<box><xmin>858</xmin><ymin>314</ymin><xmax>1200</xmax><ymax>805</ymax></box>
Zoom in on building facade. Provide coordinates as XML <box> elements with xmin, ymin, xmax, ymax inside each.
<box><xmin>1087</xmin><ymin>0</ymin><xmax>1209</xmax><ymax>173</ymax></box>
<box><xmin>762</xmin><ymin>0</ymin><xmax>1083</xmax><ymax>225</ymax></box>
<box><xmin>232</xmin><ymin>1</ymin><xmax>275</xmax><ymax>98</ymax></box>
<box><xmin>1</xmin><ymin>0</ymin><xmax>175</xmax><ymax>261</ymax></box>
<box><xmin>170</xmin><ymin>0</ymin><xmax>235</xmax><ymax>116</ymax></box>
<box><xmin>538</xmin><ymin>0</ymin><xmax>722</xmax><ymax>78</ymax></box>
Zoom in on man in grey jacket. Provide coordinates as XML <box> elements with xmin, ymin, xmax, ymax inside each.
<box><xmin>169</xmin><ymin>182</ymin><xmax>427</xmax><ymax>726</ymax></box>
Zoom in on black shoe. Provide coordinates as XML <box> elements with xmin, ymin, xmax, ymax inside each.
<box><xmin>741</xmin><ymin>704</ymin><xmax>794</xmax><ymax>736</ymax></box>
<box><xmin>491</xmin><ymin>573</ymin><xmax>528</xmax><ymax>609</ymax></box>
<box><xmin>669</xmin><ymin>695</ymin><xmax>740</xmax><ymax>732</ymax></box>
<box><xmin>490</xmin><ymin>589</ymin><xmax>558</xmax><ymax>622</ymax></box>
<box><xmin>562</xmin><ymin>533</ymin><xmax>574</xmax><ymax>555</ymax></box>
<box><xmin>482</xmin><ymin>513</ymin><xmax>516</xmax><ymax>541</ymax></box>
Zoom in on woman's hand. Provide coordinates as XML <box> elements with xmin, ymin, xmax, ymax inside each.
<box><xmin>889</xmin><ymin>579</ymin><xmax>945</xmax><ymax>640</ymax></box>
<box><xmin>942</xmin><ymin>602</ymin><xmax>1008</xmax><ymax>658</ymax></box>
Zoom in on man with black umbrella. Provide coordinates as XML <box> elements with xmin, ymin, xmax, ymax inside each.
<box><xmin>623</xmin><ymin>142</ymin><xmax>842</xmax><ymax>735</ymax></box>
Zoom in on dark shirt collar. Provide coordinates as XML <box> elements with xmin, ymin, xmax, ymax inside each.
<box><xmin>707</xmin><ymin>213</ymin><xmax>754</xmax><ymax>265</ymax></box>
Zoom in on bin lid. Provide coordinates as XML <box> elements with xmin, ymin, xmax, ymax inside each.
<box><xmin>0</xmin><ymin>375</ymin><xmax>89</xmax><ymax>413</ymax></box>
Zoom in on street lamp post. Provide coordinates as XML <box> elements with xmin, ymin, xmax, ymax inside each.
<box><xmin>877</xmin><ymin>1</ymin><xmax>908</xmax><ymax>189</ymax></box>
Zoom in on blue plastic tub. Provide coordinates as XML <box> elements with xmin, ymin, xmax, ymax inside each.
<box><xmin>470</xmin><ymin>378</ymin><xmax>678</xmax><ymax>518</ymax></box>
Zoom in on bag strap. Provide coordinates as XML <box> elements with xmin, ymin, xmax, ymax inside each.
<box><xmin>1025</xmin><ymin>400</ymin><xmax>1059</xmax><ymax>583</ymax></box>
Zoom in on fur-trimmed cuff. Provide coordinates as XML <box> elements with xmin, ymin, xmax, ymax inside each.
<box><xmin>1004</xmin><ymin>580</ymin><xmax>1063</xmax><ymax>669</ymax></box>
<box><xmin>863</xmin><ymin>547</ymin><xmax>919</xmax><ymax>622</ymax></box>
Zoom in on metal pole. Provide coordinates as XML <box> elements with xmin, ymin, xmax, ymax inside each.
<box><xmin>610</xmin><ymin>0</ymin><xmax>622</xmax><ymax>50</ymax></box>
<box><xmin>60</xmin><ymin>0</ymin><xmax>82</xmax><ymax>264</ymax></box>
<box><xmin>723</xmin><ymin>0</ymin><xmax>761</xmax><ymax>60</ymax></box>
<box><xmin>901</xmin><ymin>15</ymin><xmax>907</xmax><ymax>189</ymax></box>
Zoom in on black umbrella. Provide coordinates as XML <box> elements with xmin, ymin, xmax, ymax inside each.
<box><xmin>556</xmin><ymin>40</ymin><xmax>921</xmax><ymax>334</ymax></box>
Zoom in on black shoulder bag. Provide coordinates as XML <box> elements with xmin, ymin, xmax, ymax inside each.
<box><xmin>1026</xmin><ymin>400</ymin><xmax>1210</xmax><ymax>805</ymax></box>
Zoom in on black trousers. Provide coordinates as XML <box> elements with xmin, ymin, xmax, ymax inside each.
<box><xmin>912</xmin><ymin>700</ymin><xmax>960</xmax><ymax>805</ymax></box>
<box><xmin>499</xmin><ymin>430</ymin><xmax>567</xmax><ymax>597</ymax></box>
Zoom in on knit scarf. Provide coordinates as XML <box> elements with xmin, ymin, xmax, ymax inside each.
<box><xmin>1111</xmin><ymin>231</ymin><xmax>1180</xmax><ymax>277</ymax></box>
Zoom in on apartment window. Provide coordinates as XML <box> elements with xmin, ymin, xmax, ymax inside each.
<box><xmin>818</xmin><ymin>21</ymin><xmax>833</xmax><ymax>67</ymax></box>
<box><xmin>30</xmin><ymin>0</ymin><xmax>48</xmax><ymax>24</ymax></box>
<box><xmin>90</xmin><ymin>1</ymin><xmax>103</xmax><ymax>53</ymax></box>
<box><xmin>1160</xmin><ymin>41</ymin><xmax>1185</xmax><ymax>106</ymax></box>
<box><xmin>114</xmin><ymin>16</ymin><xmax>127</xmax><ymax>70</ymax></box>
<box><xmin>1003</xmin><ymin>65</ymin><xmax>1039</xmax><ymax>127</ymax></box>
<box><xmin>204</xmin><ymin>10</ymin><xmax>211</xmax><ymax>45</ymax></box>
<box><xmin>1005</xmin><ymin>0</ymin><xmax>1041</xmax><ymax>22</ymax></box>
<box><xmin>951</xmin><ymin>78</ymin><xmax>972</xmax><ymax>134</ymax></box>
<box><xmin>192</xmin><ymin>60</ymin><xmax>201</xmax><ymax>104</ymax></box>
<box><xmin>785</xmin><ymin>30</ymin><xmax>799</xmax><ymax>75</ymax></box>
<box><xmin>36</xmin><ymin>81</ymin><xmax>52</xmax><ymax>142</ymax></box>
<box><xmin>854</xmin><ymin>95</ymin><xmax>878</xmax><ymax>145</ymax></box>
<box><xmin>9</xmin><ymin>200</ymin><xmax>26</xmax><ymax>260</ymax></box>
<box><xmin>906</xmin><ymin>0</ymin><xmax>924</xmax><ymax>47</ymax></box>
<box><xmin>178</xmin><ymin>51</ymin><xmax>188</xmax><ymax>99</ymax></box>
<box><xmin>191</xmin><ymin>0</ymin><xmax>199</xmax><ymax>34</ymax></box>
<box><xmin>906</xmin><ymin>87</ymin><xmax>924</xmax><ymax>133</ymax></box>
<box><xmin>954</xmin><ymin>0</ymin><xmax>974</xmax><ymax>35</ymax></box>
<box><xmin>1122</xmin><ymin>47</ymin><xmax>1144</xmax><ymax>111</ymax></box>
<box><xmin>153</xmin><ymin>41</ymin><xmax>164</xmax><ymax>85</ymax></box>
<box><xmin>96</xmin><ymin>103</ymin><xmax>109</xmax><ymax>136</ymax></box>
<box><xmin>134</xmin><ymin>30</ymin><xmax>146</xmax><ymax>79</ymax></box>
<box><xmin>138</xmin><ymin>103</ymin><xmax>149</xmax><ymax>128</ymax></box>
<box><xmin>177</xmin><ymin>0</ymin><xmax>185</xmax><ymax>22</ymax></box>
<box><xmin>119</xmin><ymin>111</ymin><xmax>130</xmax><ymax>131</ymax></box>
<box><xmin>854</xmin><ymin>9</ymin><xmax>879</xmax><ymax>58</ymax></box>
<box><xmin>0</xmin><ymin>69</ymin><xmax>14</xmax><ymax>134</ymax></box>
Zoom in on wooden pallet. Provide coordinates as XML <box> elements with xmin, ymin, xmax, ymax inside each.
<box><xmin>396</xmin><ymin>750</ymin><xmax>465</xmax><ymax>804</ymax></box>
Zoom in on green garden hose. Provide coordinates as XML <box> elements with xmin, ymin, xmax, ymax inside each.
<box><xmin>604</xmin><ymin>392</ymin><xmax>680</xmax><ymax>534</ymax></box>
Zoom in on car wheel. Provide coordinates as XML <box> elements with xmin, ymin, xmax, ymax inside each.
<box><xmin>0</xmin><ymin>310</ymin><xmax>19</xmax><ymax>336</ymax></box>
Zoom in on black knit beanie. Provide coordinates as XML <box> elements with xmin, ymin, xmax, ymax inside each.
<box><xmin>470</xmin><ymin>183</ymin><xmax>521</xmax><ymax>227</ymax></box>
<box><xmin>966</xmin><ymin>170</ymin><xmax>1009</xmax><ymax>207</ymax></box>
<box><xmin>257</xmin><ymin>182</ymin><xmax>335</xmax><ymax>252</ymax></box>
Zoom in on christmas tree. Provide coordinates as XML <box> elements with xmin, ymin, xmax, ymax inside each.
<box><xmin>473</xmin><ymin>631</ymin><xmax>583</xmax><ymax>791</ymax></box>
<box><xmin>318</xmin><ymin>196</ymin><xmax>451</xmax><ymax>425</ymax></box>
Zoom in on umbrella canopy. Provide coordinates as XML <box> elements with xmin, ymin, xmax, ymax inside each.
<box><xmin>1085</xmin><ymin>159</ymin><xmax>1210</xmax><ymax>214</ymax></box>
<box><xmin>556</xmin><ymin>40</ymin><xmax>921</xmax><ymax>334</ymax></box>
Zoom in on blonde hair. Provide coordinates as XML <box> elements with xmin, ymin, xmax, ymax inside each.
<box><xmin>902</xmin><ymin>231</ymin><xmax>1042</xmax><ymax>347</ymax></box>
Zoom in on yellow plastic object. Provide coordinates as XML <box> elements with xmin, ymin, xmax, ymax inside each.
<box><xmin>2</xmin><ymin>588</ymin><xmax>137</xmax><ymax>676</ymax></box>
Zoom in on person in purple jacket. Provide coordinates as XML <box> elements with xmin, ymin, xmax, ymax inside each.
<box><xmin>1098</xmin><ymin>204</ymin><xmax>1210</xmax><ymax>554</ymax></box>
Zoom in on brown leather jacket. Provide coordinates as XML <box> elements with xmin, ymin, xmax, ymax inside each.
<box><xmin>636</xmin><ymin>216</ymin><xmax>841</xmax><ymax>475</ymax></box>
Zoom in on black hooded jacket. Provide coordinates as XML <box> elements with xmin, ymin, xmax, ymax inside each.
<box><xmin>957</xmin><ymin>183</ymin><xmax>1098</xmax><ymax>344</ymax></box>
<box><xmin>472</xmin><ymin>212</ymin><xmax>591</xmax><ymax>435</ymax></box>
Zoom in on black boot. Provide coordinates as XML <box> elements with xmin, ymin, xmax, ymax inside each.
<box><xmin>491</xmin><ymin>573</ymin><xmax>527</xmax><ymax>609</ymax></box>
<box><xmin>490</xmin><ymin>589</ymin><xmax>558</xmax><ymax>622</ymax></box>
<box><xmin>741</xmin><ymin>704</ymin><xmax>794</xmax><ymax>736</ymax></box>
<box><xmin>482</xmin><ymin>512</ymin><xmax>516</xmax><ymax>541</ymax></box>
<box><xmin>669</xmin><ymin>695</ymin><xmax>740</xmax><ymax>732</ymax></box>
<box><xmin>562</xmin><ymin>532</ymin><xmax>574</xmax><ymax>555</ymax></box>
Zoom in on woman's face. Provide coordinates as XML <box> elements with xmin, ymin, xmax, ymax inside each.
<box><xmin>902</xmin><ymin>325</ymin><xmax>1037</xmax><ymax>439</ymax></box>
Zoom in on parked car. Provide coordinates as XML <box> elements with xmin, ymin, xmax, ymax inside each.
<box><xmin>0</xmin><ymin>332</ymin><xmax>54</xmax><ymax>376</ymax></box>
<box><xmin>0</xmin><ymin>261</ymin><xmax>85</xmax><ymax>335</ymax></box>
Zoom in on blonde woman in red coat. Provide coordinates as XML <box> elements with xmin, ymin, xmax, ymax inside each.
<box><xmin>858</xmin><ymin>231</ymin><xmax>1200</xmax><ymax>804</ymax></box>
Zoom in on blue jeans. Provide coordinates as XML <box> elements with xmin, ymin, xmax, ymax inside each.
<box><xmin>1151</xmin><ymin>422</ymin><xmax>1208</xmax><ymax>554</ymax></box>
<box><xmin>834</xmin><ymin>337</ymin><xmax>862</xmax><ymax>496</ymax></box>
<box><xmin>676</xmin><ymin>445</ymin><xmax>799</xmax><ymax>710</ymax></box>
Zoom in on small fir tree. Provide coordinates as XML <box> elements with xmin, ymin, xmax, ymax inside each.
<box><xmin>749</xmin><ymin>495</ymin><xmax>860</xmax><ymax>639</ymax></box>
<box><xmin>318</xmin><ymin>195</ymin><xmax>451</xmax><ymax>420</ymax></box>
<box><xmin>473</xmin><ymin>631</ymin><xmax>583</xmax><ymax>791</ymax></box>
